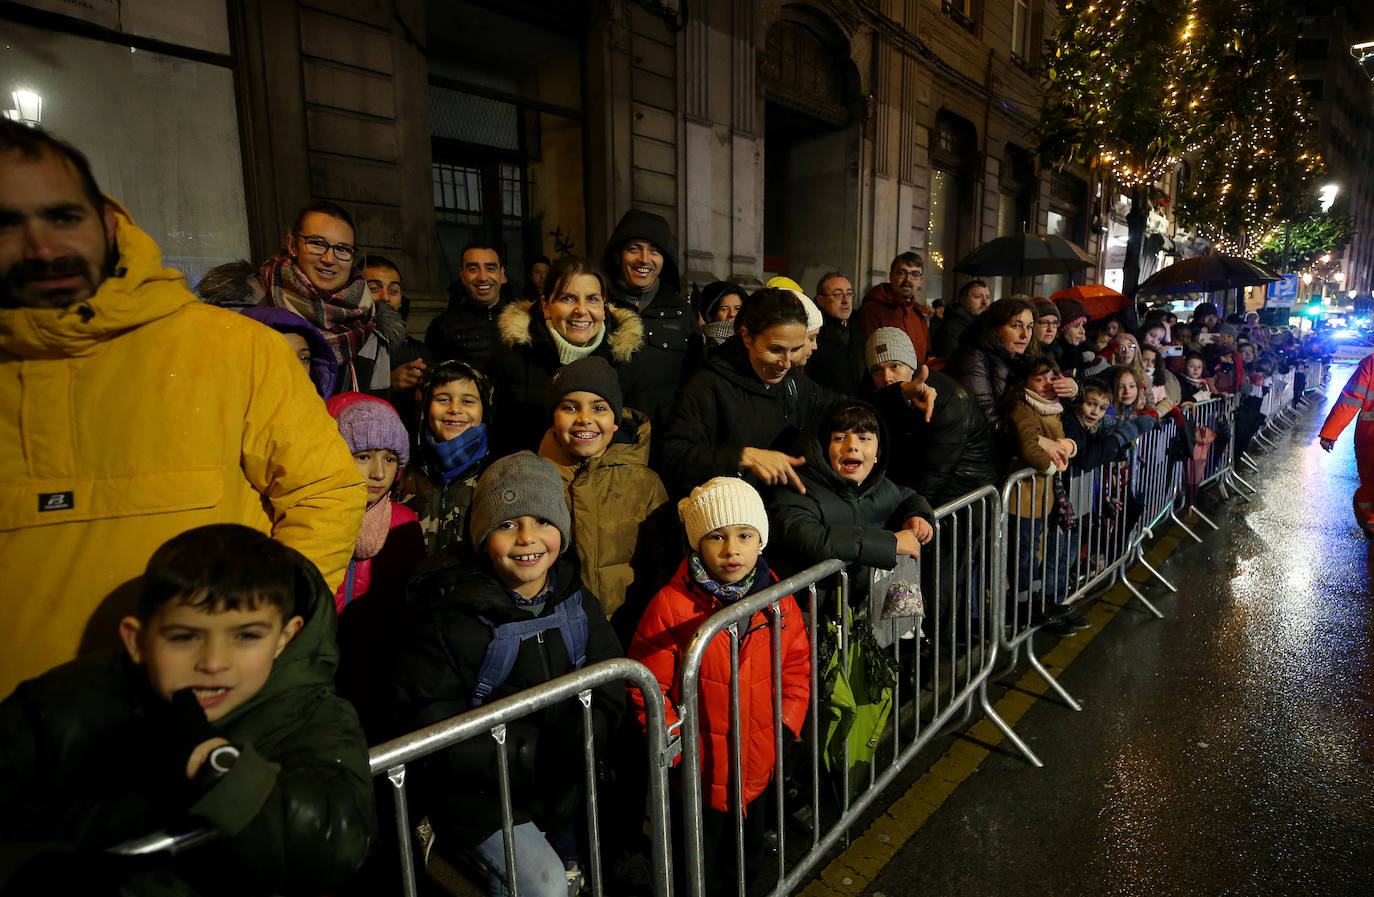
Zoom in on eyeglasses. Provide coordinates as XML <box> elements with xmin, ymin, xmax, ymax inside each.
<box><xmin>824</xmin><ymin>290</ymin><xmax>856</xmax><ymax>299</ymax></box>
<box><xmin>293</xmin><ymin>233</ymin><xmax>355</xmax><ymax>261</ymax></box>
<box><xmin>894</xmin><ymin>269</ymin><xmax>924</xmax><ymax>281</ymax></box>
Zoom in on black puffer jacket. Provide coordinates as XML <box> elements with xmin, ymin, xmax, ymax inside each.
<box><xmin>392</xmin><ymin>552</ymin><xmax>623</xmax><ymax>848</ymax></box>
<box><xmin>931</xmin><ymin>303</ymin><xmax>976</xmax><ymax>359</ymax></box>
<box><xmin>806</xmin><ymin>315</ymin><xmax>871</xmax><ymax>397</ymax></box>
<box><xmin>660</xmin><ymin>335</ymin><xmax>840</xmax><ymax>496</ymax></box>
<box><xmin>487</xmin><ymin>300</ymin><xmax>645</xmax><ymax>455</ymax></box>
<box><xmin>944</xmin><ymin>340</ymin><xmax>1021</xmax><ymax>443</ymax></box>
<box><xmin>424</xmin><ymin>287</ymin><xmax>512</xmax><ymax>373</ymax></box>
<box><xmin>0</xmin><ymin>550</ymin><xmax>374</xmax><ymax>897</ymax></box>
<box><xmin>601</xmin><ymin>209</ymin><xmax>703</xmax><ymax>427</ymax></box>
<box><xmin>768</xmin><ymin>401</ymin><xmax>934</xmax><ymax>587</ymax></box>
<box><xmin>867</xmin><ymin>370</ymin><xmax>1000</xmax><ymax>507</ymax></box>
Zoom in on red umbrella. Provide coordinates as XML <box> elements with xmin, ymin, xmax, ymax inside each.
<box><xmin>1048</xmin><ymin>284</ymin><xmax>1131</xmax><ymax>320</ymax></box>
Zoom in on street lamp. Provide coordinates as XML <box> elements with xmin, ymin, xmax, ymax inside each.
<box><xmin>1320</xmin><ymin>184</ymin><xmax>1340</xmax><ymax>213</ymax></box>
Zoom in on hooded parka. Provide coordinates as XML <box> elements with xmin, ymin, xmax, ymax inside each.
<box><xmin>601</xmin><ymin>209</ymin><xmax>703</xmax><ymax>427</ymax></box>
<box><xmin>626</xmin><ymin>554</ymin><xmax>810</xmax><ymax>812</ymax></box>
<box><xmin>537</xmin><ymin>409</ymin><xmax>674</xmax><ymax>621</ymax></box>
<box><xmin>0</xmin><ymin>541</ymin><xmax>375</xmax><ymax>896</ymax></box>
<box><xmin>0</xmin><ymin>203</ymin><xmax>365</xmax><ymax>697</ymax></box>
<box><xmin>489</xmin><ymin>299</ymin><xmax>644</xmax><ymax>454</ymax></box>
<box><xmin>768</xmin><ymin>402</ymin><xmax>935</xmax><ymax>590</ymax></box>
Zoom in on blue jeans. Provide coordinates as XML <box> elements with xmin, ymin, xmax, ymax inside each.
<box><xmin>475</xmin><ymin>821</ymin><xmax>569</xmax><ymax>897</ymax></box>
<box><xmin>1013</xmin><ymin>516</ymin><xmax>1072</xmax><ymax>604</ymax></box>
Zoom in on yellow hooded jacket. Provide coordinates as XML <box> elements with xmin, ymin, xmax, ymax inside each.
<box><xmin>0</xmin><ymin>203</ymin><xmax>366</xmax><ymax>696</ymax></box>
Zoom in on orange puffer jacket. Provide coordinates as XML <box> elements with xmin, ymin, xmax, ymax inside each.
<box><xmin>627</xmin><ymin>555</ymin><xmax>810</xmax><ymax>812</ymax></box>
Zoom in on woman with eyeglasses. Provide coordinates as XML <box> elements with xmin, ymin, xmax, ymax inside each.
<box><xmin>259</xmin><ymin>200</ymin><xmax>404</xmax><ymax>396</ymax></box>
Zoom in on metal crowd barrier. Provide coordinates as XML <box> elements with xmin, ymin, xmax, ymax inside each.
<box><xmin>369</xmin><ymin>658</ymin><xmax>675</xmax><ymax>897</ymax></box>
<box><xmin>676</xmin><ymin>486</ymin><xmax>1009</xmax><ymax>897</ymax></box>
<box><xmin>108</xmin><ymin>658</ymin><xmax>676</xmax><ymax>897</ymax></box>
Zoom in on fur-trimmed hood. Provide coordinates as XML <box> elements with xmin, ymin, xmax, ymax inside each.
<box><xmin>497</xmin><ymin>299</ymin><xmax>644</xmax><ymax>364</ymax></box>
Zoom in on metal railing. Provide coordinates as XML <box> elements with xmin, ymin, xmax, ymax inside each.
<box><xmin>368</xmin><ymin>658</ymin><xmax>675</xmax><ymax>897</ymax></box>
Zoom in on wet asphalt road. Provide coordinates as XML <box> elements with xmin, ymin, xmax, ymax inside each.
<box><xmin>861</xmin><ymin>374</ymin><xmax>1374</xmax><ymax>897</ymax></box>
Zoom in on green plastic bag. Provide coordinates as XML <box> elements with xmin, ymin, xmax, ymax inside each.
<box><xmin>817</xmin><ymin>608</ymin><xmax>896</xmax><ymax>780</ymax></box>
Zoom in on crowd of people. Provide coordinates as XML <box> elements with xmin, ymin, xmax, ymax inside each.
<box><xmin>0</xmin><ymin>120</ymin><xmax>1320</xmax><ymax>897</ymax></box>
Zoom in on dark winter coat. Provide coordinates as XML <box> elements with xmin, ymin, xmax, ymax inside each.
<box><xmin>930</xmin><ymin>303</ymin><xmax>976</xmax><ymax>360</ymax></box>
<box><xmin>1062</xmin><ymin>410</ymin><xmax>1158</xmax><ymax>473</ymax></box>
<box><xmin>424</xmin><ymin>287</ymin><xmax>512</xmax><ymax>373</ymax></box>
<box><xmin>944</xmin><ymin>340</ymin><xmax>1022</xmax><ymax>444</ymax></box>
<box><xmin>806</xmin><ymin>314</ymin><xmax>871</xmax><ymax>397</ymax></box>
<box><xmin>660</xmin><ymin>335</ymin><xmax>840</xmax><ymax>496</ymax></box>
<box><xmin>601</xmin><ymin>209</ymin><xmax>703</xmax><ymax>427</ymax></box>
<box><xmin>867</xmin><ymin>370</ymin><xmax>1000</xmax><ymax>507</ymax></box>
<box><xmin>392</xmin><ymin>553</ymin><xmax>624</xmax><ymax>847</ymax></box>
<box><xmin>768</xmin><ymin>403</ymin><xmax>935</xmax><ymax>592</ymax></box>
<box><xmin>399</xmin><ymin>463</ymin><xmax>480</xmax><ymax>557</ymax></box>
<box><xmin>537</xmin><ymin>410</ymin><xmax>677</xmax><ymax>629</ymax></box>
<box><xmin>0</xmin><ymin>551</ymin><xmax>374</xmax><ymax>897</ymax></box>
<box><xmin>489</xmin><ymin>300</ymin><xmax>645</xmax><ymax>455</ymax></box>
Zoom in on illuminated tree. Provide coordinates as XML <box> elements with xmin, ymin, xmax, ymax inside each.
<box><xmin>1038</xmin><ymin>0</ymin><xmax>1210</xmax><ymax>299</ymax></box>
<box><xmin>1172</xmin><ymin>0</ymin><xmax>1324</xmax><ymax>257</ymax></box>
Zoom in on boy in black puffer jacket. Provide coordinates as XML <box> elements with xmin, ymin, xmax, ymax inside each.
<box><xmin>769</xmin><ymin>399</ymin><xmax>936</xmax><ymax>611</ymax></box>
<box><xmin>392</xmin><ymin>452</ymin><xmax>623</xmax><ymax>897</ymax></box>
<box><xmin>0</xmin><ymin>525</ymin><xmax>374</xmax><ymax>897</ymax></box>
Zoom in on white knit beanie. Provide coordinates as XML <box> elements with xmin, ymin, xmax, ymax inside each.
<box><xmin>796</xmin><ymin>291</ymin><xmax>824</xmax><ymax>333</ymax></box>
<box><xmin>865</xmin><ymin>327</ymin><xmax>920</xmax><ymax>373</ymax></box>
<box><xmin>678</xmin><ymin>476</ymin><xmax>770</xmax><ymax>550</ymax></box>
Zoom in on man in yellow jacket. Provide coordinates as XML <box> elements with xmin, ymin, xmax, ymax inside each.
<box><xmin>0</xmin><ymin>122</ymin><xmax>366</xmax><ymax>696</ymax></box>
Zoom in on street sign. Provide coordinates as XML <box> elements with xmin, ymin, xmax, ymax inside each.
<box><xmin>1268</xmin><ymin>274</ymin><xmax>1300</xmax><ymax>300</ymax></box>
<box><xmin>1267</xmin><ymin>297</ymin><xmax>1296</xmax><ymax>308</ymax></box>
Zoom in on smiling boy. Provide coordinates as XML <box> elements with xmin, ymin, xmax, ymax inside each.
<box><xmin>770</xmin><ymin>400</ymin><xmax>935</xmax><ymax>605</ymax></box>
<box><xmin>393</xmin><ymin>452</ymin><xmax>622</xmax><ymax>897</ymax></box>
<box><xmin>538</xmin><ymin>357</ymin><xmax>674</xmax><ymax>627</ymax></box>
<box><xmin>0</xmin><ymin>525</ymin><xmax>373</xmax><ymax>895</ymax></box>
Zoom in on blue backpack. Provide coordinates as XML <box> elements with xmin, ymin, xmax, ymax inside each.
<box><xmin>471</xmin><ymin>592</ymin><xmax>589</xmax><ymax>708</ymax></box>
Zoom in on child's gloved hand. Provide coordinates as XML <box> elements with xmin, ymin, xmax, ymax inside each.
<box><xmin>121</xmin><ymin>687</ymin><xmax>221</xmax><ymax>788</ymax></box>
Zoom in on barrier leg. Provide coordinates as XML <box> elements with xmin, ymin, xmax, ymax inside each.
<box><xmin>388</xmin><ymin>765</ymin><xmax>420</xmax><ymax>897</ymax></box>
<box><xmin>1169</xmin><ymin>508</ymin><xmax>1203</xmax><ymax>543</ymax></box>
<box><xmin>1119</xmin><ymin>566</ymin><xmax>1165</xmax><ymax>619</ymax></box>
<box><xmin>1229</xmin><ymin>469</ymin><xmax>1258</xmax><ymax>494</ymax></box>
<box><xmin>1025</xmin><ymin>640</ymin><xmax>1082</xmax><ymax>711</ymax></box>
<box><xmin>978</xmin><ymin>680</ymin><xmax>1043</xmax><ymax>768</ymax></box>
<box><xmin>1135</xmin><ymin>545</ymin><xmax>1177</xmax><ymax>591</ymax></box>
<box><xmin>1188</xmin><ymin>505</ymin><xmax>1220</xmax><ymax>531</ymax></box>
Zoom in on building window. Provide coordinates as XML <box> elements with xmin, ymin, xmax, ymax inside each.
<box><xmin>434</xmin><ymin>163</ymin><xmax>483</xmax><ymax>219</ymax></box>
<box><xmin>0</xmin><ymin>17</ymin><xmax>248</xmax><ymax>292</ymax></box>
<box><xmin>1012</xmin><ymin>0</ymin><xmax>1030</xmax><ymax>62</ymax></box>
<box><xmin>942</xmin><ymin>0</ymin><xmax>977</xmax><ymax>34</ymax></box>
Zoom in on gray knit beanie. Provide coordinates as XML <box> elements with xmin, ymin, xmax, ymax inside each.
<box><xmin>865</xmin><ymin>327</ymin><xmax>920</xmax><ymax>374</ymax></box>
<box><xmin>545</xmin><ymin>356</ymin><xmax>624</xmax><ymax>423</ymax></box>
<box><xmin>469</xmin><ymin>451</ymin><xmax>572</xmax><ymax>553</ymax></box>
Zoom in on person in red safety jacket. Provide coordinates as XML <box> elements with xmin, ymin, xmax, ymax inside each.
<box><xmin>1318</xmin><ymin>352</ymin><xmax>1374</xmax><ymax>538</ymax></box>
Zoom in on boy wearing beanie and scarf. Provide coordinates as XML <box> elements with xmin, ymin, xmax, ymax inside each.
<box><xmin>537</xmin><ymin>357</ymin><xmax>676</xmax><ymax>635</ymax></box>
<box><xmin>627</xmin><ymin>477</ymin><xmax>810</xmax><ymax>895</ymax></box>
<box><xmin>393</xmin><ymin>452</ymin><xmax>623</xmax><ymax>897</ymax></box>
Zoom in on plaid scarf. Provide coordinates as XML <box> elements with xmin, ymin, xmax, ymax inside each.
<box><xmin>261</xmin><ymin>253</ymin><xmax>375</xmax><ymax>382</ymax></box>
<box><xmin>688</xmin><ymin>553</ymin><xmax>756</xmax><ymax>604</ymax></box>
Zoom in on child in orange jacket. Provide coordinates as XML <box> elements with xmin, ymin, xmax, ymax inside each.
<box><xmin>627</xmin><ymin>477</ymin><xmax>810</xmax><ymax>895</ymax></box>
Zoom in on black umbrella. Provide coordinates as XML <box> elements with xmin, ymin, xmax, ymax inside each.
<box><xmin>953</xmin><ymin>234</ymin><xmax>1096</xmax><ymax>277</ymax></box>
<box><xmin>1136</xmin><ymin>255</ymin><xmax>1281</xmax><ymax>294</ymax></box>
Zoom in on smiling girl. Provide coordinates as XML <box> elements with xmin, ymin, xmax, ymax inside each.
<box><xmin>400</xmin><ymin>360</ymin><xmax>494</xmax><ymax>554</ymax></box>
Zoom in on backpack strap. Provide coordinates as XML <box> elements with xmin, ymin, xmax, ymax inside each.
<box><xmin>470</xmin><ymin>591</ymin><xmax>590</xmax><ymax>708</ymax></box>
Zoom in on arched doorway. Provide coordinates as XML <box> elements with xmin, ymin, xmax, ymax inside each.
<box><xmin>761</xmin><ymin>11</ymin><xmax>861</xmax><ymax>287</ymax></box>
<box><xmin>927</xmin><ymin>110</ymin><xmax>979</xmax><ymax>303</ymax></box>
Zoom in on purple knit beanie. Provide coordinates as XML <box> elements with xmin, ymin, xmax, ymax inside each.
<box><xmin>326</xmin><ymin>392</ymin><xmax>410</xmax><ymax>467</ymax></box>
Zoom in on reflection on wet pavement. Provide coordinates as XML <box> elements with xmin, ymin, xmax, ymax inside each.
<box><xmin>863</xmin><ymin>377</ymin><xmax>1374</xmax><ymax>897</ymax></box>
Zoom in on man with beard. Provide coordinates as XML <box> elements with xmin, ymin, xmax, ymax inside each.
<box><xmin>857</xmin><ymin>252</ymin><xmax>933</xmax><ymax>363</ymax></box>
<box><xmin>0</xmin><ymin>122</ymin><xmax>365</xmax><ymax>697</ymax></box>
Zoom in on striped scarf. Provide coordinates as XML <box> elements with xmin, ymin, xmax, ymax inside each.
<box><xmin>261</xmin><ymin>253</ymin><xmax>375</xmax><ymax>382</ymax></box>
